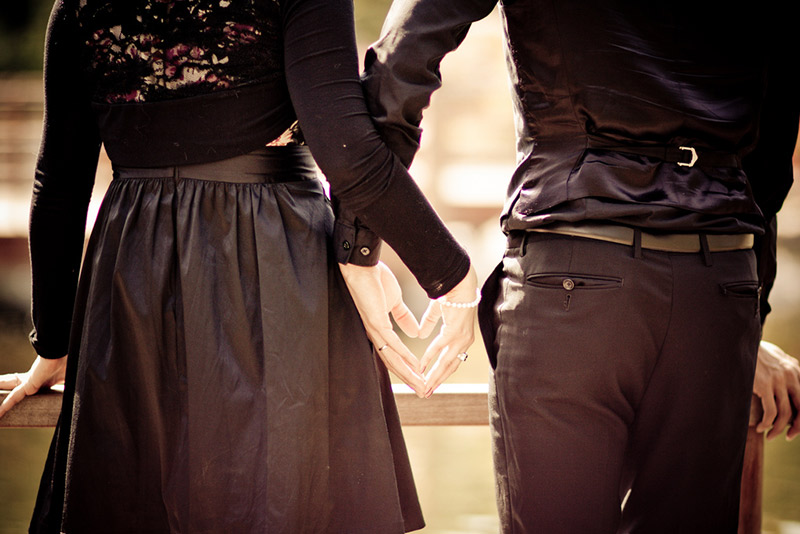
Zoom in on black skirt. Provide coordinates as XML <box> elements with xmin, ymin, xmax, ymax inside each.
<box><xmin>30</xmin><ymin>147</ymin><xmax>424</xmax><ymax>534</ymax></box>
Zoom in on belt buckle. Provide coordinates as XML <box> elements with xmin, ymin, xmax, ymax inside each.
<box><xmin>678</xmin><ymin>146</ymin><xmax>698</xmax><ymax>167</ymax></box>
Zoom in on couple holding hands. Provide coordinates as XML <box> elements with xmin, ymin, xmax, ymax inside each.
<box><xmin>1</xmin><ymin>0</ymin><xmax>799</xmax><ymax>533</ymax></box>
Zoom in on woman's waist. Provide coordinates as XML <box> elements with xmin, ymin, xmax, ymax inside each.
<box><xmin>112</xmin><ymin>146</ymin><xmax>319</xmax><ymax>184</ymax></box>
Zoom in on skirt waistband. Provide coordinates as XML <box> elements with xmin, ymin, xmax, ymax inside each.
<box><xmin>113</xmin><ymin>146</ymin><xmax>318</xmax><ymax>184</ymax></box>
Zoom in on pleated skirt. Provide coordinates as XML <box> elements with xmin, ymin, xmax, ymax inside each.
<box><xmin>30</xmin><ymin>146</ymin><xmax>424</xmax><ymax>534</ymax></box>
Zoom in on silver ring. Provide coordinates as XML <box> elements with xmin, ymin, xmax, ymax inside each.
<box><xmin>456</xmin><ymin>352</ymin><xmax>468</xmax><ymax>362</ymax></box>
<box><xmin>377</xmin><ymin>344</ymin><xmax>389</xmax><ymax>352</ymax></box>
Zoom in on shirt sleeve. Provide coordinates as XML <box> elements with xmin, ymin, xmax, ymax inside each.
<box><xmin>29</xmin><ymin>1</ymin><xmax>102</xmax><ymax>358</ymax></box>
<box><xmin>360</xmin><ymin>0</ymin><xmax>497</xmax><ymax>167</ymax></box>
<box><xmin>753</xmin><ymin>217</ymin><xmax>777</xmax><ymax>325</ymax></box>
<box><xmin>741</xmin><ymin>44</ymin><xmax>799</xmax><ymax>326</ymax></box>
<box><xmin>280</xmin><ymin>0</ymin><xmax>470</xmax><ymax>297</ymax></box>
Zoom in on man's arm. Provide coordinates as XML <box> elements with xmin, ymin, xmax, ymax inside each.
<box><xmin>337</xmin><ymin>0</ymin><xmax>497</xmax><ymax>267</ymax></box>
<box><xmin>361</xmin><ymin>0</ymin><xmax>498</xmax><ymax>167</ymax></box>
<box><xmin>742</xmin><ymin>35</ymin><xmax>800</xmax><ymax>440</ymax></box>
<box><xmin>742</xmin><ymin>41</ymin><xmax>799</xmax><ymax>323</ymax></box>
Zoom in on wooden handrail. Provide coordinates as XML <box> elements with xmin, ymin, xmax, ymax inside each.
<box><xmin>0</xmin><ymin>383</ymin><xmax>491</xmax><ymax>428</ymax></box>
<box><xmin>392</xmin><ymin>383</ymin><xmax>489</xmax><ymax>425</ymax></box>
<box><xmin>0</xmin><ymin>386</ymin><xmax>63</xmax><ymax>428</ymax></box>
<box><xmin>0</xmin><ymin>385</ymin><xmax>765</xmax><ymax>534</ymax></box>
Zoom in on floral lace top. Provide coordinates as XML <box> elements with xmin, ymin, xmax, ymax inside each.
<box><xmin>30</xmin><ymin>0</ymin><xmax>471</xmax><ymax>362</ymax></box>
<box><xmin>76</xmin><ymin>0</ymin><xmax>283</xmax><ymax>104</ymax></box>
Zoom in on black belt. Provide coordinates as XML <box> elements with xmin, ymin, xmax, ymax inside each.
<box><xmin>113</xmin><ymin>145</ymin><xmax>318</xmax><ymax>184</ymax></box>
<box><xmin>509</xmin><ymin>223</ymin><xmax>754</xmax><ymax>253</ymax></box>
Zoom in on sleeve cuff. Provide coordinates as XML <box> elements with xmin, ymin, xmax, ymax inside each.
<box><xmin>333</xmin><ymin>218</ymin><xmax>382</xmax><ymax>266</ymax></box>
<box><xmin>29</xmin><ymin>330</ymin><xmax>68</xmax><ymax>360</ymax></box>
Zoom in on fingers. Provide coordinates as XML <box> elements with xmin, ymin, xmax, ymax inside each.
<box><xmin>420</xmin><ymin>332</ymin><xmax>467</xmax><ymax>397</ymax></box>
<box><xmin>374</xmin><ymin>342</ymin><xmax>426</xmax><ymax>398</ymax></box>
<box><xmin>768</xmin><ymin>392</ymin><xmax>792</xmax><ymax>440</ymax></box>
<box><xmin>755</xmin><ymin>340</ymin><xmax>800</xmax><ymax>440</ymax></box>
<box><xmin>757</xmin><ymin>393</ymin><xmax>778</xmax><ymax>434</ymax></box>
<box><xmin>786</xmin><ymin>381</ymin><xmax>800</xmax><ymax>441</ymax></box>
<box><xmin>424</xmin><ymin>354</ymin><xmax>462</xmax><ymax>398</ymax></box>
<box><xmin>377</xmin><ymin>262</ymin><xmax>420</xmax><ymax>338</ymax></box>
<box><xmin>0</xmin><ymin>384</ymin><xmax>29</xmax><ymax>419</ymax></box>
<box><xmin>418</xmin><ymin>301</ymin><xmax>442</xmax><ymax>339</ymax></box>
<box><xmin>0</xmin><ymin>355</ymin><xmax>69</xmax><ymax>420</ymax></box>
<box><xmin>0</xmin><ymin>374</ymin><xmax>41</xmax><ymax>420</ymax></box>
<box><xmin>0</xmin><ymin>372</ymin><xmax>24</xmax><ymax>390</ymax></box>
<box><xmin>419</xmin><ymin>336</ymin><xmax>443</xmax><ymax>378</ymax></box>
<box><xmin>390</xmin><ymin>300</ymin><xmax>420</xmax><ymax>339</ymax></box>
<box><xmin>788</xmin><ymin>400</ymin><xmax>800</xmax><ymax>441</ymax></box>
<box><xmin>786</xmin><ymin>361</ymin><xmax>800</xmax><ymax>441</ymax></box>
<box><xmin>341</xmin><ymin>261</ymin><xmax>478</xmax><ymax>398</ymax></box>
<box><xmin>420</xmin><ymin>296</ymin><xmax>476</xmax><ymax>386</ymax></box>
<box><xmin>381</xmin><ymin>329</ymin><xmax>423</xmax><ymax>374</ymax></box>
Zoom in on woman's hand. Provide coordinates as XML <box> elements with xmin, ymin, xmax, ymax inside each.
<box><xmin>0</xmin><ymin>355</ymin><xmax>67</xmax><ymax>419</ymax></box>
<box><xmin>753</xmin><ymin>340</ymin><xmax>800</xmax><ymax>441</ymax></box>
<box><xmin>339</xmin><ymin>261</ymin><xmax>426</xmax><ymax>397</ymax></box>
<box><xmin>419</xmin><ymin>265</ymin><xmax>479</xmax><ymax>398</ymax></box>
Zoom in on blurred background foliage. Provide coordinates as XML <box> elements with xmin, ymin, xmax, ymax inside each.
<box><xmin>0</xmin><ymin>1</ymin><xmax>56</xmax><ymax>71</ymax></box>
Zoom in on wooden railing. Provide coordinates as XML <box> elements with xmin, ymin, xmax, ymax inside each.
<box><xmin>1</xmin><ymin>384</ymin><xmax>764</xmax><ymax>533</ymax></box>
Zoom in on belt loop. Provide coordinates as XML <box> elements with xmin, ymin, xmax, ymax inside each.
<box><xmin>521</xmin><ymin>232</ymin><xmax>529</xmax><ymax>256</ymax></box>
<box><xmin>173</xmin><ymin>166</ymin><xmax>180</xmax><ymax>183</ymax></box>
<box><xmin>699</xmin><ymin>234</ymin><xmax>712</xmax><ymax>266</ymax></box>
<box><xmin>633</xmin><ymin>229</ymin><xmax>642</xmax><ymax>259</ymax></box>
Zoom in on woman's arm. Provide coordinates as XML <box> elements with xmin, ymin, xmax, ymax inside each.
<box><xmin>29</xmin><ymin>1</ymin><xmax>102</xmax><ymax>359</ymax></box>
<box><xmin>1</xmin><ymin>2</ymin><xmax>101</xmax><ymax>419</ymax></box>
<box><xmin>281</xmin><ymin>0</ymin><xmax>470</xmax><ymax>299</ymax></box>
<box><xmin>281</xmin><ymin>0</ymin><xmax>481</xmax><ymax>394</ymax></box>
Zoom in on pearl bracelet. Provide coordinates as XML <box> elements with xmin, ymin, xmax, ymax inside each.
<box><xmin>438</xmin><ymin>290</ymin><xmax>481</xmax><ymax>309</ymax></box>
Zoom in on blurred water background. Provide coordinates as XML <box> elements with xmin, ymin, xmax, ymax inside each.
<box><xmin>1</xmin><ymin>3</ymin><xmax>798</xmax><ymax>533</ymax></box>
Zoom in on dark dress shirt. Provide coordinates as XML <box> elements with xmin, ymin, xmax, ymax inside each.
<box><xmin>361</xmin><ymin>0</ymin><xmax>798</xmax><ymax>320</ymax></box>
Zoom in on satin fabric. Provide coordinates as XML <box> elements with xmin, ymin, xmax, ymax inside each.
<box><xmin>362</xmin><ymin>0</ymin><xmax>771</xmax><ymax>235</ymax></box>
<box><xmin>31</xmin><ymin>149</ymin><xmax>424</xmax><ymax>533</ymax></box>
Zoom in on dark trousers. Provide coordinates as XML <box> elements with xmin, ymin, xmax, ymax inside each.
<box><xmin>480</xmin><ymin>232</ymin><xmax>761</xmax><ymax>534</ymax></box>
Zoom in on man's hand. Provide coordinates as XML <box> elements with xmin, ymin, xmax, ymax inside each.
<box><xmin>753</xmin><ymin>340</ymin><xmax>800</xmax><ymax>441</ymax></box>
<box><xmin>339</xmin><ymin>261</ymin><xmax>426</xmax><ymax>397</ymax></box>
<box><xmin>0</xmin><ymin>355</ymin><xmax>67</xmax><ymax>419</ymax></box>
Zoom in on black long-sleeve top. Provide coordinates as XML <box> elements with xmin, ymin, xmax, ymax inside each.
<box><xmin>362</xmin><ymin>0</ymin><xmax>798</xmax><ymax>321</ymax></box>
<box><xmin>29</xmin><ymin>0</ymin><xmax>470</xmax><ymax>359</ymax></box>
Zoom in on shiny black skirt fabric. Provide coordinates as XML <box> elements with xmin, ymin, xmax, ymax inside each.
<box><xmin>30</xmin><ymin>147</ymin><xmax>424</xmax><ymax>533</ymax></box>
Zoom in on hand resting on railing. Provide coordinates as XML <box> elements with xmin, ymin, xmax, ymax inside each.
<box><xmin>0</xmin><ymin>355</ymin><xmax>66</xmax><ymax>420</ymax></box>
<box><xmin>752</xmin><ymin>340</ymin><xmax>800</xmax><ymax>441</ymax></box>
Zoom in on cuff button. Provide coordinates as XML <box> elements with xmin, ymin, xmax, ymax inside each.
<box><xmin>360</xmin><ymin>246</ymin><xmax>371</xmax><ymax>256</ymax></box>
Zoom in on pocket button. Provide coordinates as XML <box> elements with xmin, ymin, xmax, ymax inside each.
<box><xmin>562</xmin><ymin>278</ymin><xmax>575</xmax><ymax>291</ymax></box>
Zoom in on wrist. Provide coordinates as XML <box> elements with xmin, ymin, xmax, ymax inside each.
<box><xmin>437</xmin><ymin>289</ymin><xmax>481</xmax><ymax>309</ymax></box>
<box><xmin>438</xmin><ymin>265</ymin><xmax>479</xmax><ymax>304</ymax></box>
